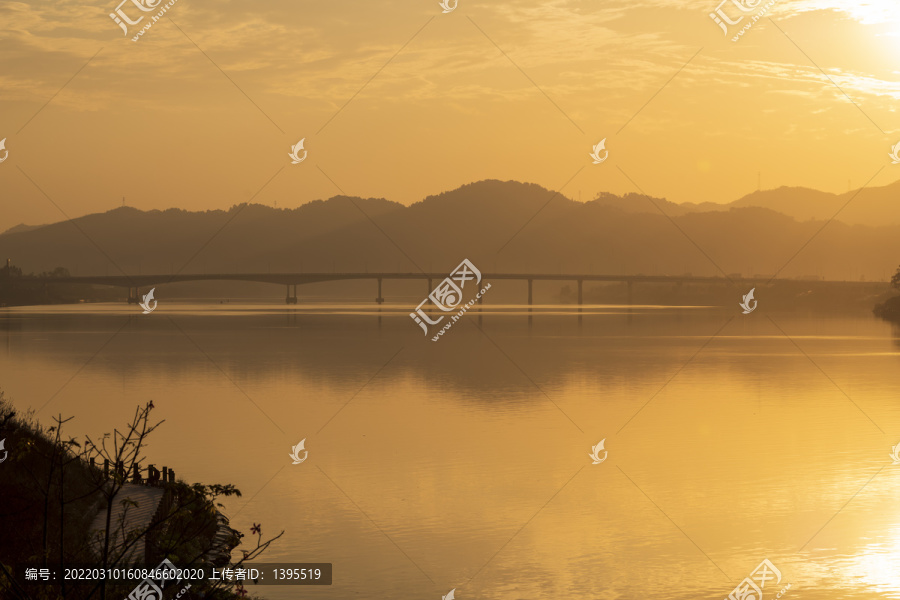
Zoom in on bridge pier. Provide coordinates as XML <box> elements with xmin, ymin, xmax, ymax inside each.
<box><xmin>527</xmin><ymin>279</ymin><xmax>533</xmax><ymax>326</ymax></box>
<box><xmin>375</xmin><ymin>278</ymin><xmax>385</xmax><ymax>304</ymax></box>
<box><xmin>627</xmin><ymin>281</ymin><xmax>633</xmax><ymax>305</ymax></box>
<box><xmin>285</xmin><ymin>284</ymin><xmax>298</xmax><ymax>304</ymax></box>
<box><xmin>577</xmin><ymin>279</ymin><xmax>583</xmax><ymax>324</ymax></box>
<box><xmin>478</xmin><ymin>280</ymin><xmax>485</xmax><ymax>327</ymax></box>
<box><xmin>127</xmin><ymin>286</ymin><xmax>139</xmax><ymax>304</ymax></box>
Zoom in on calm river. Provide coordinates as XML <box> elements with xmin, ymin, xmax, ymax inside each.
<box><xmin>2</xmin><ymin>302</ymin><xmax>899</xmax><ymax>599</ymax></box>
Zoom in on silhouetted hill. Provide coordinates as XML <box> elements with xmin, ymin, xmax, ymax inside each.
<box><xmin>730</xmin><ymin>180</ymin><xmax>900</xmax><ymax>226</ymax></box>
<box><xmin>2</xmin><ymin>180</ymin><xmax>899</xmax><ymax>281</ymax></box>
<box><xmin>1</xmin><ymin>223</ymin><xmax>44</xmax><ymax>236</ymax></box>
<box><xmin>590</xmin><ymin>179</ymin><xmax>900</xmax><ymax>226</ymax></box>
<box><xmin>589</xmin><ymin>192</ymin><xmax>723</xmax><ymax>216</ymax></box>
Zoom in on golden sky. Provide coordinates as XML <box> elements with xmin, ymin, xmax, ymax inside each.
<box><xmin>1</xmin><ymin>0</ymin><xmax>899</xmax><ymax>226</ymax></box>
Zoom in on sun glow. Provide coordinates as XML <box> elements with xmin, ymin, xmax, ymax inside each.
<box><xmin>842</xmin><ymin>2</ymin><xmax>900</xmax><ymax>25</ymax></box>
<box><xmin>789</xmin><ymin>0</ymin><xmax>900</xmax><ymax>25</ymax></box>
<box><xmin>853</xmin><ymin>528</ymin><xmax>900</xmax><ymax>594</ymax></box>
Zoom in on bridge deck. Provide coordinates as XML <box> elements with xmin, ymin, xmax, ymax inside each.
<box><xmin>9</xmin><ymin>272</ymin><xmax>870</xmax><ymax>287</ymax></box>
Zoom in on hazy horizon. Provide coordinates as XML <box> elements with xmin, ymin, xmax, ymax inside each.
<box><xmin>3</xmin><ymin>0</ymin><xmax>900</xmax><ymax>227</ymax></box>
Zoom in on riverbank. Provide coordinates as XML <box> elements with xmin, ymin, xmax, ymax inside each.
<box><xmin>0</xmin><ymin>393</ymin><xmax>258</xmax><ymax>600</ymax></box>
<box><xmin>873</xmin><ymin>295</ymin><xmax>900</xmax><ymax>322</ymax></box>
<box><xmin>0</xmin><ymin>278</ymin><xmax>119</xmax><ymax>307</ymax></box>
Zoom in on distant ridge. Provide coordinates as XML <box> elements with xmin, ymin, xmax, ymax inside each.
<box><xmin>590</xmin><ymin>179</ymin><xmax>900</xmax><ymax>226</ymax></box>
<box><xmin>2</xmin><ymin>179</ymin><xmax>898</xmax><ymax>280</ymax></box>
<box><xmin>1</xmin><ymin>223</ymin><xmax>44</xmax><ymax>236</ymax></box>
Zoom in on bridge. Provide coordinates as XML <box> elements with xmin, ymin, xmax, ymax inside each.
<box><xmin>11</xmin><ymin>272</ymin><xmax>862</xmax><ymax>305</ymax></box>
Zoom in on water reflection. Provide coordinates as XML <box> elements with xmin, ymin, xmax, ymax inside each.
<box><xmin>1</xmin><ymin>303</ymin><xmax>899</xmax><ymax>599</ymax></box>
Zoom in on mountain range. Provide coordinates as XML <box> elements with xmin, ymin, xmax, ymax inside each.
<box><xmin>1</xmin><ymin>179</ymin><xmax>899</xmax><ymax>282</ymax></box>
<box><xmin>591</xmin><ymin>179</ymin><xmax>900</xmax><ymax>226</ymax></box>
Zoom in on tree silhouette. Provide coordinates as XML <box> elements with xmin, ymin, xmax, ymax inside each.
<box><xmin>0</xmin><ymin>398</ymin><xmax>282</xmax><ymax>600</ymax></box>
